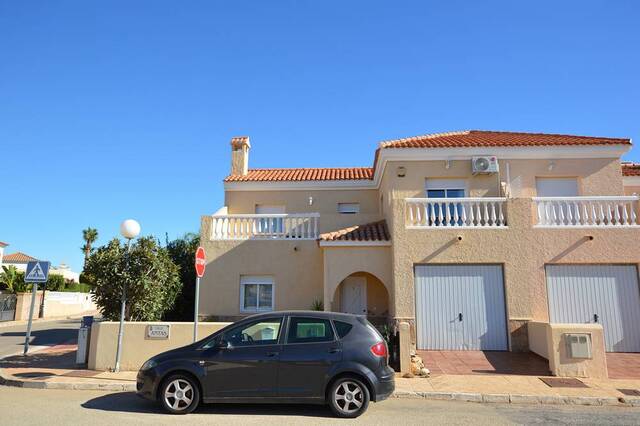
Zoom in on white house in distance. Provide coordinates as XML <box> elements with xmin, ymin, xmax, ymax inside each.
<box><xmin>1</xmin><ymin>251</ymin><xmax>80</xmax><ymax>283</ymax></box>
<box><xmin>0</xmin><ymin>241</ymin><xmax>7</xmax><ymax>265</ymax></box>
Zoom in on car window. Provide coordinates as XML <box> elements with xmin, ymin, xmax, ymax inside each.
<box><xmin>333</xmin><ymin>320</ymin><xmax>353</xmax><ymax>339</ymax></box>
<box><xmin>223</xmin><ymin>318</ymin><xmax>282</xmax><ymax>347</ymax></box>
<box><xmin>287</xmin><ymin>317</ymin><xmax>335</xmax><ymax>344</ymax></box>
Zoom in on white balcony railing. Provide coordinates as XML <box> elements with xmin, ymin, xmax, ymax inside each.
<box><xmin>534</xmin><ymin>196</ymin><xmax>640</xmax><ymax>227</ymax></box>
<box><xmin>211</xmin><ymin>213</ymin><xmax>320</xmax><ymax>240</ymax></box>
<box><xmin>406</xmin><ymin>198</ymin><xmax>508</xmax><ymax>228</ymax></box>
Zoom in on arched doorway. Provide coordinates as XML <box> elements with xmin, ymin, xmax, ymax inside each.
<box><xmin>332</xmin><ymin>272</ymin><xmax>389</xmax><ymax>324</ymax></box>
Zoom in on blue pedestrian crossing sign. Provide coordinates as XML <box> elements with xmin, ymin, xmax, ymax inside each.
<box><xmin>24</xmin><ymin>261</ymin><xmax>50</xmax><ymax>283</ymax></box>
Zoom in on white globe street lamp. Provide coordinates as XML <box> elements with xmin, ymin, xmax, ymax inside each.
<box><xmin>114</xmin><ymin>219</ymin><xmax>141</xmax><ymax>372</ymax></box>
<box><xmin>120</xmin><ymin>219</ymin><xmax>141</xmax><ymax>240</ymax></box>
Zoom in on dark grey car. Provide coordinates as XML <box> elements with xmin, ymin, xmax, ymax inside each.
<box><xmin>137</xmin><ymin>311</ymin><xmax>395</xmax><ymax>418</ymax></box>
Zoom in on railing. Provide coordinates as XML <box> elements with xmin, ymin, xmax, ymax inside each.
<box><xmin>534</xmin><ymin>196</ymin><xmax>640</xmax><ymax>227</ymax></box>
<box><xmin>211</xmin><ymin>213</ymin><xmax>320</xmax><ymax>240</ymax></box>
<box><xmin>405</xmin><ymin>198</ymin><xmax>508</xmax><ymax>228</ymax></box>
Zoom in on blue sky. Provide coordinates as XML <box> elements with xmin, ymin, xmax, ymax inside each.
<box><xmin>1</xmin><ymin>1</ymin><xmax>639</xmax><ymax>272</ymax></box>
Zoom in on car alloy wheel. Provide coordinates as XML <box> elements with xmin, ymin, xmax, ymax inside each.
<box><xmin>161</xmin><ymin>375</ymin><xmax>199</xmax><ymax>414</ymax></box>
<box><xmin>329</xmin><ymin>378</ymin><xmax>370</xmax><ymax>418</ymax></box>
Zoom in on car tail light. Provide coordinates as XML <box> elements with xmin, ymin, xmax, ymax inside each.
<box><xmin>370</xmin><ymin>342</ymin><xmax>387</xmax><ymax>357</ymax></box>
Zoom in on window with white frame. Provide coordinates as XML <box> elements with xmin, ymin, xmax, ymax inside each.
<box><xmin>425</xmin><ymin>179</ymin><xmax>468</xmax><ymax>226</ymax></box>
<box><xmin>337</xmin><ymin>202</ymin><xmax>360</xmax><ymax>214</ymax></box>
<box><xmin>240</xmin><ymin>276</ymin><xmax>274</xmax><ymax>312</ymax></box>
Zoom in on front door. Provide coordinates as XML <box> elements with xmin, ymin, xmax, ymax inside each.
<box><xmin>341</xmin><ymin>276</ymin><xmax>367</xmax><ymax>315</ymax></box>
<box><xmin>278</xmin><ymin>316</ymin><xmax>342</xmax><ymax>398</ymax></box>
<box><xmin>202</xmin><ymin>316</ymin><xmax>283</xmax><ymax>398</ymax></box>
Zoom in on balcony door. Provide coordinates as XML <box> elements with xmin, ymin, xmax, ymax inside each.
<box><xmin>255</xmin><ymin>205</ymin><xmax>285</xmax><ymax>236</ymax></box>
<box><xmin>425</xmin><ymin>179</ymin><xmax>467</xmax><ymax>226</ymax></box>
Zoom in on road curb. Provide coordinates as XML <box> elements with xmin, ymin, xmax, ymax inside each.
<box><xmin>2</xmin><ymin>370</ymin><xmax>640</xmax><ymax>407</ymax></box>
<box><xmin>392</xmin><ymin>390</ymin><xmax>640</xmax><ymax>407</ymax></box>
<box><xmin>0</xmin><ymin>371</ymin><xmax>136</xmax><ymax>391</ymax></box>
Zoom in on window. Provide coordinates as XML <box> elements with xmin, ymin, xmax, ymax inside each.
<box><xmin>425</xmin><ymin>179</ymin><xmax>467</xmax><ymax>226</ymax></box>
<box><xmin>240</xmin><ymin>276</ymin><xmax>274</xmax><ymax>312</ymax></box>
<box><xmin>333</xmin><ymin>320</ymin><xmax>353</xmax><ymax>339</ymax></box>
<box><xmin>535</xmin><ymin>178</ymin><xmax>579</xmax><ymax>197</ymax></box>
<box><xmin>337</xmin><ymin>203</ymin><xmax>360</xmax><ymax>214</ymax></box>
<box><xmin>223</xmin><ymin>317</ymin><xmax>283</xmax><ymax>347</ymax></box>
<box><xmin>287</xmin><ymin>317</ymin><xmax>335</xmax><ymax>344</ymax></box>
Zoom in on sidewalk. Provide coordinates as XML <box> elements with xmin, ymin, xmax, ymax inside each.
<box><xmin>0</xmin><ymin>311</ymin><xmax>98</xmax><ymax>329</ymax></box>
<box><xmin>2</xmin><ymin>344</ymin><xmax>640</xmax><ymax>407</ymax></box>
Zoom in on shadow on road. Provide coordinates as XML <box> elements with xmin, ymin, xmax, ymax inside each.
<box><xmin>0</xmin><ymin>323</ymin><xmax>79</xmax><ymax>347</ymax></box>
<box><xmin>81</xmin><ymin>392</ymin><xmax>334</xmax><ymax>417</ymax></box>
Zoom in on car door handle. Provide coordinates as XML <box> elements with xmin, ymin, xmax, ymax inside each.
<box><xmin>266</xmin><ymin>351</ymin><xmax>279</xmax><ymax>357</ymax></box>
<box><xmin>328</xmin><ymin>347</ymin><xmax>342</xmax><ymax>354</ymax></box>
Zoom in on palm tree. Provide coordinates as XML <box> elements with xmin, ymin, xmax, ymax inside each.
<box><xmin>81</xmin><ymin>227</ymin><xmax>99</xmax><ymax>262</ymax></box>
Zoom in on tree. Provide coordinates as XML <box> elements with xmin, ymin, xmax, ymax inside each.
<box><xmin>162</xmin><ymin>233</ymin><xmax>200</xmax><ymax>321</ymax></box>
<box><xmin>81</xmin><ymin>227</ymin><xmax>99</xmax><ymax>261</ymax></box>
<box><xmin>84</xmin><ymin>236</ymin><xmax>181</xmax><ymax>321</ymax></box>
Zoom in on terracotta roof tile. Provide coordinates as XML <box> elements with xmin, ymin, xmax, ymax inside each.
<box><xmin>379</xmin><ymin>130</ymin><xmax>631</xmax><ymax>149</ymax></box>
<box><xmin>225</xmin><ymin>167</ymin><xmax>374</xmax><ymax>182</ymax></box>
<box><xmin>224</xmin><ymin>131</ymin><xmax>631</xmax><ymax>183</ymax></box>
<box><xmin>319</xmin><ymin>220</ymin><xmax>390</xmax><ymax>242</ymax></box>
<box><xmin>622</xmin><ymin>162</ymin><xmax>640</xmax><ymax>176</ymax></box>
<box><xmin>2</xmin><ymin>252</ymin><xmax>38</xmax><ymax>263</ymax></box>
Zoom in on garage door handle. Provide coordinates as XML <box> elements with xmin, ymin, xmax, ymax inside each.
<box><xmin>458</xmin><ymin>313</ymin><xmax>463</xmax><ymax>322</ymax></box>
<box><xmin>593</xmin><ymin>314</ymin><xmax>599</xmax><ymax>323</ymax></box>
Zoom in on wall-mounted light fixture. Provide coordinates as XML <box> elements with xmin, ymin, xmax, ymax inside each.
<box><xmin>397</xmin><ymin>166</ymin><xmax>406</xmax><ymax>177</ymax></box>
<box><xmin>548</xmin><ymin>161</ymin><xmax>555</xmax><ymax>171</ymax></box>
<box><xmin>445</xmin><ymin>160</ymin><xmax>451</xmax><ymax>169</ymax></box>
<box><xmin>308</xmin><ymin>196</ymin><xmax>314</xmax><ymax>206</ymax></box>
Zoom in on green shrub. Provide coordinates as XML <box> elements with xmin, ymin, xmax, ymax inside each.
<box><xmin>60</xmin><ymin>283</ymin><xmax>92</xmax><ymax>293</ymax></box>
<box><xmin>45</xmin><ymin>274</ymin><xmax>66</xmax><ymax>291</ymax></box>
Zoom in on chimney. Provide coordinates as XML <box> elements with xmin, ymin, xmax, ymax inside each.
<box><xmin>230</xmin><ymin>136</ymin><xmax>251</xmax><ymax>176</ymax></box>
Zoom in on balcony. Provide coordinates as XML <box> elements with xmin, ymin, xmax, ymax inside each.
<box><xmin>405</xmin><ymin>198</ymin><xmax>508</xmax><ymax>228</ymax></box>
<box><xmin>210</xmin><ymin>213</ymin><xmax>320</xmax><ymax>240</ymax></box>
<box><xmin>533</xmin><ymin>196</ymin><xmax>640</xmax><ymax>227</ymax></box>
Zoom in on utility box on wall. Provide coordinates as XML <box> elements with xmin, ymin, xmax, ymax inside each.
<box><xmin>565</xmin><ymin>333</ymin><xmax>592</xmax><ymax>359</ymax></box>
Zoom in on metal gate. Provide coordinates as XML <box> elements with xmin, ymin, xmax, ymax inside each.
<box><xmin>0</xmin><ymin>293</ymin><xmax>17</xmax><ymax>322</ymax></box>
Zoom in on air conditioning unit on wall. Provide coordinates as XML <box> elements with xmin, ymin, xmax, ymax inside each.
<box><xmin>472</xmin><ymin>156</ymin><xmax>499</xmax><ymax>174</ymax></box>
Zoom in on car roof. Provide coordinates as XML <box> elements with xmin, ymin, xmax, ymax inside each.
<box><xmin>244</xmin><ymin>310</ymin><xmax>363</xmax><ymax>321</ymax></box>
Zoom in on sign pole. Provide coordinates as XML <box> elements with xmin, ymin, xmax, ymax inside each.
<box><xmin>23</xmin><ymin>283</ymin><xmax>38</xmax><ymax>355</ymax></box>
<box><xmin>22</xmin><ymin>260</ymin><xmax>50</xmax><ymax>356</ymax></box>
<box><xmin>193</xmin><ymin>246</ymin><xmax>206</xmax><ymax>343</ymax></box>
<box><xmin>193</xmin><ymin>276</ymin><xmax>200</xmax><ymax>342</ymax></box>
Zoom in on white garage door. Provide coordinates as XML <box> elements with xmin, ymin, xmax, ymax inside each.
<box><xmin>546</xmin><ymin>265</ymin><xmax>640</xmax><ymax>352</ymax></box>
<box><xmin>415</xmin><ymin>265</ymin><xmax>508</xmax><ymax>351</ymax></box>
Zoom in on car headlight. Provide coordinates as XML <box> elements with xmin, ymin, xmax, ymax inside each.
<box><xmin>141</xmin><ymin>359</ymin><xmax>158</xmax><ymax>371</ymax></box>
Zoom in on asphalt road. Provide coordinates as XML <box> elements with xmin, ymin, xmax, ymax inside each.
<box><xmin>0</xmin><ymin>318</ymin><xmax>80</xmax><ymax>358</ymax></box>
<box><xmin>0</xmin><ymin>387</ymin><xmax>639</xmax><ymax>425</ymax></box>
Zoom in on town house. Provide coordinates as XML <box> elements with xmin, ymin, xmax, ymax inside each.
<box><xmin>200</xmin><ymin>131</ymin><xmax>640</xmax><ymax>362</ymax></box>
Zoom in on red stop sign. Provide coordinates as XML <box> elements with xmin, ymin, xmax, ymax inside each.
<box><xmin>195</xmin><ymin>246</ymin><xmax>206</xmax><ymax>278</ymax></box>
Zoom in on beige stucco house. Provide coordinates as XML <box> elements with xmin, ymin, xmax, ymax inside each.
<box><xmin>200</xmin><ymin>131</ymin><xmax>640</xmax><ymax>359</ymax></box>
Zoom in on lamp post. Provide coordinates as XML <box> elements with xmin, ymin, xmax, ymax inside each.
<box><xmin>114</xmin><ymin>219</ymin><xmax>140</xmax><ymax>372</ymax></box>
